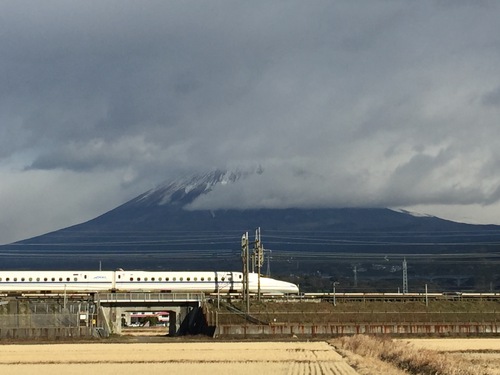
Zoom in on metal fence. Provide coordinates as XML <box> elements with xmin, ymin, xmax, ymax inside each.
<box><xmin>0</xmin><ymin>313</ymin><xmax>80</xmax><ymax>328</ymax></box>
<box><xmin>0</xmin><ymin>312</ymin><xmax>97</xmax><ymax>339</ymax></box>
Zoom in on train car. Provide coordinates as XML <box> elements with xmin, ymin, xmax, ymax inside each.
<box><xmin>114</xmin><ymin>271</ymin><xmax>242</xmax><ymax>293</ymax></box>
<box><xmin>0</xmin><ymin>271</ymin><xmax>113</xmax><ymax>292</ymax></box>
<box><xmin>0</xmin><ymin>270</ymin><xmax>299</xmax><ymax>295</ymax></box>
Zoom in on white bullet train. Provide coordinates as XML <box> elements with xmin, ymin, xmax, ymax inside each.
<box><xmin>0</xmin><ymin>270</ymin><xmax>299</xmax><ymax>294</ymax></box>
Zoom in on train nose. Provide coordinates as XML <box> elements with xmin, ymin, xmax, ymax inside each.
<box><xmin>286</xmin><ymin>282</ymin><xmax>299</xmax><ymax>293</ymax></box>
<box><xmin>283</xmin><ymin>283</ymin><xmax>299</xmax><ymax>293</ymax></box>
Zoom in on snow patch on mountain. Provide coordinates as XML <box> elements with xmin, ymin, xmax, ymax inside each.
<box><xmin>392</xmin><ymin>208</ymin><xmax>435</xmax><ymax>218</ymax></box>
<box><xmin>134</xmin><ymin>169</ymin><xmax>250</xmax><ymax>207</ymax></box>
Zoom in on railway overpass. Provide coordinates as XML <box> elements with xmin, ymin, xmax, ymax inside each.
<box><xmin>0</xmin><ymin>291</ymin><xmax>213</xmax><ymax>339</ymax></box>
<box><xmin>96</xmin><ymin>292</ymin><xmax>211</xmax><ymax>336</ymax></box>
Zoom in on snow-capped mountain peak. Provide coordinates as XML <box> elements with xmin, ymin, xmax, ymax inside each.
<box><xmin>392</xmin><ymin>208</ymin><xmax>435</xmax><ymax>218</ymax></box>
<box><xmin>132</xmin><ymin>170</ymin><xmax>246</xmax><ymax>207</ymax></box>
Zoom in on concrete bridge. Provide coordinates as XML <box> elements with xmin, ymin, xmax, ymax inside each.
<box><xmin>96</xmin><ymin>292</ymin><xmax>213</xmax><ymax>336</ymax></box>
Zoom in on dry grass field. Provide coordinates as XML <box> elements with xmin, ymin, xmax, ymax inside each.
<box><xmin>403</xmin><ymin>338</ymin><xmax>500</xmax><ymax>375</ymax></box>
<box><xmin>333</xmin><ymin>336</ymin><xmax>500</xmax><ymax>375</ymax></box>
<box><xmin>402</xmin><ymin>338</ymin><xmax>500</xmax><ymax>351</ymax></box>
<box><xmin>2</xmin><ymin>338</ymin><xmax>500</xmax><ymax>375</ymax></box>
<box><xmin>0</xmin><ymin>341</ymin><xmax>359</xmax><ymax>375</ymax></box>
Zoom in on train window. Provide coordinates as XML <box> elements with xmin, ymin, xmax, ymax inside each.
<box><xmin>152</xmin><ymin>277</ymin><xmax>155</xmax><ymax>281</ymax></box>
<box><xmin>187</xmin><ymin>277</ymin><xmax>190</xmax><ymax>281</ymax></box>
<box><xmin>51</xmin><ymin>278</ymin><xmax>55</xmax><ymax>282</ymax></box>
<box><xmin>144</xmin><ymin>277</ymin><xmax>148</xmax><ymax>282</ymax></box>
<box><xmin>0</xmin><ymin>278</ymin><xmax>2</xmax><ymax>282</ymax></box>
<box><xmin>180</xmin><ymin>277</ymin><xmax>184</xmax><ymax>281</ymax></box>
<box><xmin>59</xmin><ymin>278</ymin><xmax>63</xmax><ymax>282</ymax></box>
<box><xmin>118</xmin><ymin>275</ymin><xmax>121</xmax><ymax>279</ymax></box>
<box><xmin>166</xmin><ymin>277</ymin><xmax>169</xmax><ymax>281</ymax></box>
<box><xmin>66</xmin><ymin>277</ymin><xmax>70</xmax><ymax>282</ymax></box>
<box><xmin>239</xmin><ymin>275</ymin><xmax>242</xmax><ymax>279</ymax></box>
<box><xmin>159</xmin><ymin>277</ymin><xmax>162</xmax><ymax>281</ymax></box>
<box><xmin>221</xmin><ymin>277</ymin><xmax>225</xmax><ymax>281</ymax></box>
<box><xmin>194</xmin><ymin>277</ymin><xmax>197</xmax><ymax>281</ymax></box>
<box><xmin>44</xmin><ymin>278</ymin><xmax>48</xmax><ymax>282</ymax></box>
<box><xmin>137</xmin><ymin>278</ymin><xmax>141</xmax><ymax>281</ymax></box>
<box><xmin>36</xmin><ymin>278</ymin><xmax>40</xmax><ymax>282</ymax></box>
<box><xmin>201</xmin><ymin>277</ymin><xmax>204</xmax><ymax>281</ymax></box>
<box><xmin>130</xmin><ymin>277</ymin><xmax>134</xmax><ymax>281</ymax></box>
<box><xmin>74</xmin><ymin>277</ymin><xmax>77</xmax><ymax>282</ymax></box>
<box><xmin>14</xmin><ymin>278</ymin><xmax>17</xmax><ymax>282</ymax></box>
<box><xmin>6</xmin><ymin>278</ymin><xmax>9</xmax><ymax>282</ymax></box>
<box><xmin>21</xmin><ymin>278</ymin><xmax>25</xmax><ymax>282</ymax></box>
<box><xmin>84</xmin><ymin>275</ymin><xmax>87</xmax><ymax>279</ymax></box>
<box><xmin>173</xmin><ymin>277</ymin><xmax>176</xmax><ymax>281</ymax></box>
<box><xmin>29</xmin><ymin>278</ymin><xmax>32</xmax><ymax>282</ymax></box>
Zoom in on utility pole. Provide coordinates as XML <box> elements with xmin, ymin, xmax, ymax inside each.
<box><xmin>253</xmin><ymin>227</ymin><xmax>264</xmax><ymax>301</ymax></box>
<box><xmin>241</xmin><ymin>232</ymin><xmax>250</xmax><ymax>313</ymax></box>
<box><xmin>425</xmin><ymin>283</ymin><xmax>428</xmax><ymax>307</ymax></box>
<box><xmin>266</xmin><ymin>249</ymin><xmax>272</xmax><ymax>277</ymax></box>
<box><xmin>353</xmin><ymin>266</ymin><xmax>358</xmax><ymax>288</ymax></box>
<box><xmin>402</xmin><ymin>258</ymin><xmax>408</xmax><ymax>294</ymax></box>
<box><xmin>332</xmin><ymin>282</ymin><xmax>339</xmax><ymax>306</ymax></box>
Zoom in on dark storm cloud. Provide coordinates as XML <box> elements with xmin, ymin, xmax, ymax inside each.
<box><xmin>2</xmin><ymin>1</ymin><xmax>500</xmax><ymax>243</ymax></box>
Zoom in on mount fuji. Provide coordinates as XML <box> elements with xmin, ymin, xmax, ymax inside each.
<box><xmin>1</xmin><ymin>169</ymin><xmax>499</xmax><ymax>292</ymax></box>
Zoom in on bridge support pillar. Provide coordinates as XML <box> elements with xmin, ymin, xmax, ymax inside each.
<box><xmin>100</xmin><ymin>306</ymin><xmax>126</xmax><ymax>335</ymax></box>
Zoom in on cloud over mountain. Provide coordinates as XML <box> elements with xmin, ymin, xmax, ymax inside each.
<box><xmin>1</xmin><ymin>1</ymin><xmax>500</xmax><ymax>243</ymax></box>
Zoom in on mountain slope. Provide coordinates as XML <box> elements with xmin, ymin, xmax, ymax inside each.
<box><xmin>2</xmin><ymin>170</ymin><xmax>500</xmax><ymax>291</ymax></box>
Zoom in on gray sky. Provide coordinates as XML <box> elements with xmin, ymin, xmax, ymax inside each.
<box><xmin>2</xmin><ymin>0</ymin><xmax>500</xmax><ymax>244</ymax></box>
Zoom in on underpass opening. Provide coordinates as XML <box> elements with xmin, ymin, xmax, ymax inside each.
<box><xmin>121</xmin><ymin>309</ymin><xmax>173</xmax><ymax>336</ymax></box>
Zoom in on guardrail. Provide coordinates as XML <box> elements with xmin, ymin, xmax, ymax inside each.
<box><xmin>297</xmin><ymin>292</ymin><xmax>500</xmax><ymax>302</ymax></box>
<box><xmin>96</xmin><ymin>292</ymin><xmax>205</xmax><ymax>303</ymax></box>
